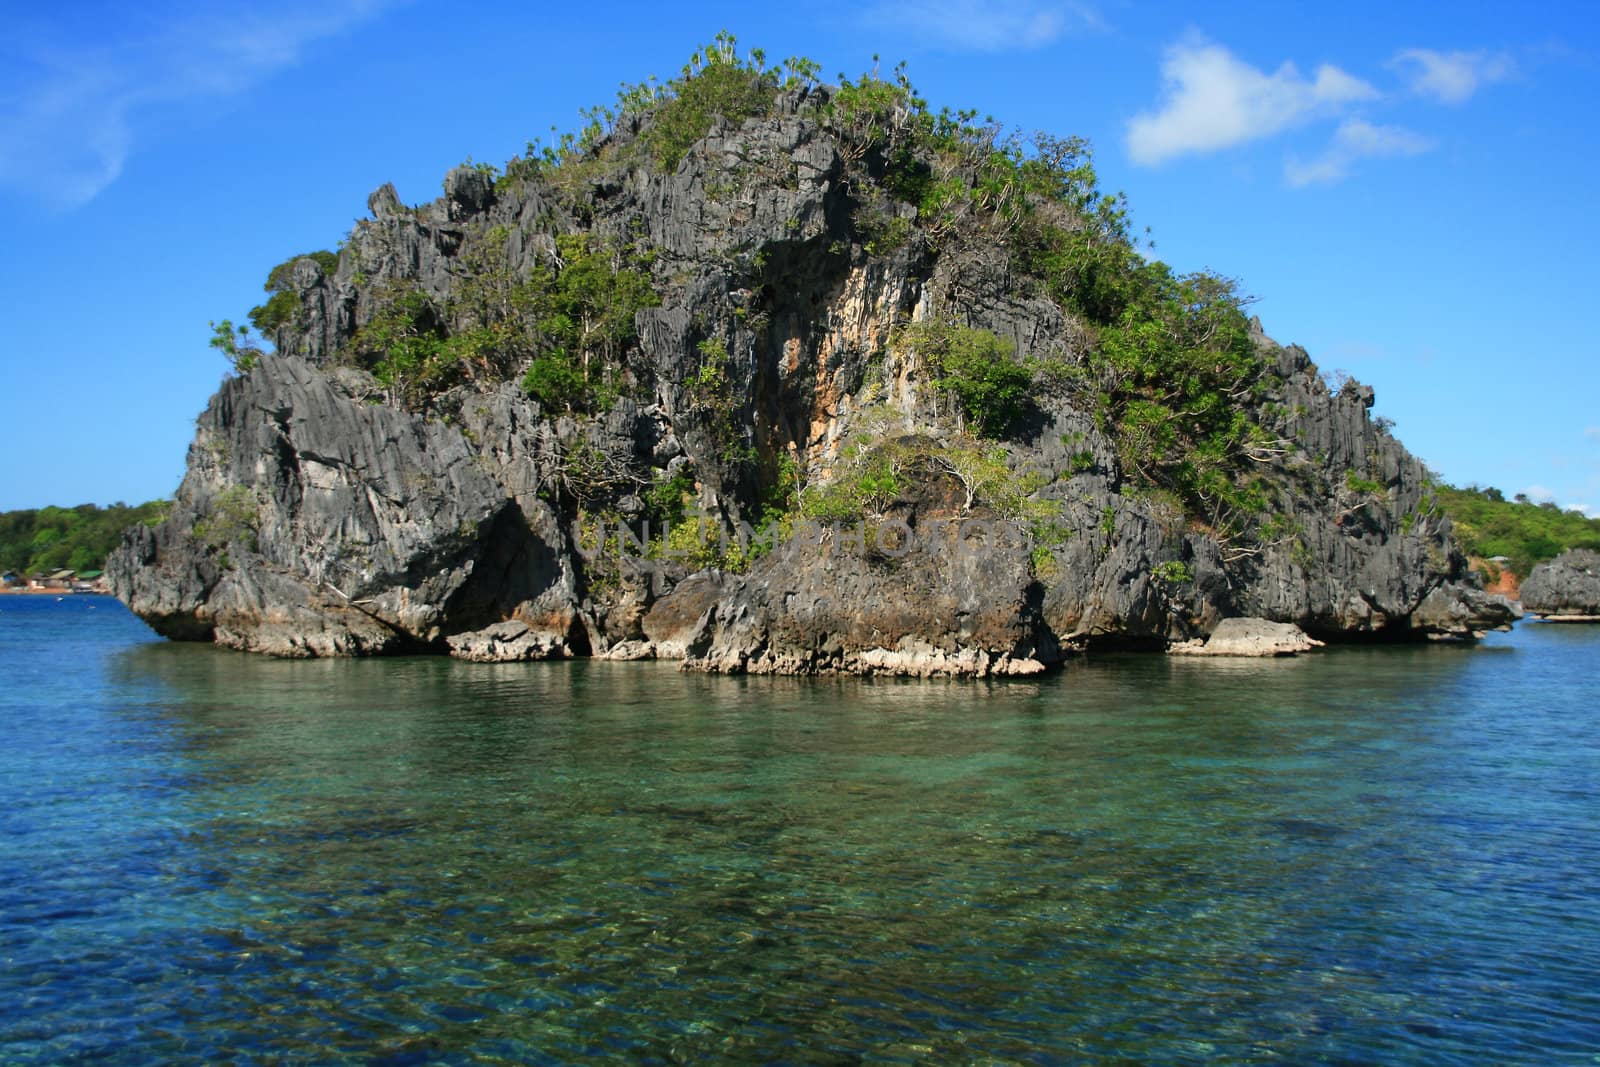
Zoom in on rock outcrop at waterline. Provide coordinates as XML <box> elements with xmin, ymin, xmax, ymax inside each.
<box><xmin>1168</xmin><ymin>618</ymin><xmax>1324</xmax><ymax>658</ymax></box>
<box><xmin>112</xmin><ymin>357</ymin><xmax>590</xmax><ymax>658</ymax></box>
<box><xmin>109</xmin><ymin>60</ymin><xmax>1516</xmax><ymax>670</ymax></box>
<box><xmin>1520</xmin><ymin>549</ymin><xmax>1600</xmax><ymax>619</ymax></box>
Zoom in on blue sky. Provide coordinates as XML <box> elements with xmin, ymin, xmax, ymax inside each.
<box><xmin>2</xmin><ymin>1</ymin><xmax>1596</xmax><ymax>513</ymax></box>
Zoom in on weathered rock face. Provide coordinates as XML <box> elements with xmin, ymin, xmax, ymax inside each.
<box><xmin>110</xmin><ymin>357</ymin><xmax>588</xmax><ymax>658</ymax></box>
<box><xmin>111</xmin><ymin>81</ymin><xmax>1517</xmax><ymax>669</ymax></box>
<box><xmin>681</xmin><ymin>509</ymin><xmax>1056</xmax><ymax>677</ymax></box>
<box><xmin>1521</xmin><ymin>549</ymin><xmax>1600</xmax><ymax>618</ymax></box>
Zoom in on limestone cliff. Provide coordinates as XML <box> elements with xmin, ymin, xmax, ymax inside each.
<box><xmin>110</xmin><ymin>53</ymin><xmax>1516</xmax><ymax>671</ymax></box>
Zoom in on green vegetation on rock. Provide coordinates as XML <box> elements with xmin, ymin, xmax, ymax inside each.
<box><xmin>192</xmin><ymin>485</ymin><xmax>261</xmax><ymax>553</ymax></box>
<box><xmin>249</xmin><ymin>250</ymin><xmax>338</xmax><ymax>337</ymax></box>
<box><xmin>893</xmin><ymin>322</ymin><xmax>1033</xmax><ymax>438</ymax></box>
<box><xmin>341</xmin><ymin>232</ymin><xmax>659</xmax><ymax>412</ymax></box>
<box><xmin>799</xmin><ymin>430</ymin><xmax>1050</xmax><ymax>528</ymax></box>
<box><xmin>498</xmin><ymin>31</ymin><xmax>821</xmax><ymax>186</ymax></box>
<box><xmin>518</xmin><ymin>234</ymin><xmax>659</xmax><ymax>413</ymax></box>
<box><xmin>212</xmin><ymin>37</ymin><xmax>1333</xmax><ymax>559</ymax></box>
<box><xmin>794</xmin><ymin>64</ymin><xmax>1272</xmax><ymax>539</ymax></box>
<box><xmin>638</xmin><ymin>35</ymin><xmax>789</xmax><ymax>171</ymax></box>
<box><xmin>351</xmin><ymin>286</ymin><xmax>450</xmax><ymax>404</ymax></box>
<box><xmin>209</xmin><ymin>319</ymin><xmax>264</xmax><ymax>374</ymax></box>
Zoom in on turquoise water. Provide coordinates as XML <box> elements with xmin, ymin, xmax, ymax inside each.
<box><xmin>2</xmin><ymin>596</ymin><xmax>1598</xmax><ymax>1064</ymax></box>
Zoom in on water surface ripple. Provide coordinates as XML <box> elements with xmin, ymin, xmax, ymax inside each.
<box><xmin>2</xmin><ymin>596</ymin><xmax>1598</xmax><ymax>1063</ymax></box>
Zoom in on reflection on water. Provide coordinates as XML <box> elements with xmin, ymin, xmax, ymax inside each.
<box><xmin>3</xmin><ymin>597</ymin><xmax>1599</xmax><ymax>1063</ymax></box>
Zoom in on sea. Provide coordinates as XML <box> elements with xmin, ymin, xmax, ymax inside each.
<box><xmin>1</xmin><ymin>593</ymin><xmax>1597</xmax><ymax>1064</ymax></box>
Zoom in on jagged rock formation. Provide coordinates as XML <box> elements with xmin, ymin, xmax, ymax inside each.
<box><xmin>1520</xmin><ymin>549</ymin><xmax>1600</xmax><ymax>619</ymax></box>
<box><xmin>110</xmin><ymin>52</ymin><xmax>1516</xmax><ymax>670</ymax></box>
<box><xmin>112</xmin><ymin>358</ymin><xmax>588</xmax><ymax>657</ymax></box>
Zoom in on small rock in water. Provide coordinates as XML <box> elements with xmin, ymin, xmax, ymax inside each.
<box><xmin>1169</xmin><ymin>617</ymin><xmax>1324</xmax><ymax>657</ymax></box>
<box><xmin>446</xmin><ymin>620</ymin><xmax>572</xmax><ymax>662</ymax></box>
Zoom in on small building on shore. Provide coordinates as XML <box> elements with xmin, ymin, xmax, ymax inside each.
<box><xmin>29</xmin><ymin>569</ymin><xmax>77</xmax><ymax>591</ymax></box>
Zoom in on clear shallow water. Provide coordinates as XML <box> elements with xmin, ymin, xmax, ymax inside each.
<box><xmin>2</xmin><ymin>596</ymin><xmax>1598</xmax><ymax>1064</ymax></box>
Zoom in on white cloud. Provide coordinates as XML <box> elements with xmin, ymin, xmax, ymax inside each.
<box><xmin>1392</xmin><ymin>48</ymin><xmax>1513</xmax><ymax>104</ymax></box>
<box><xmin>1285</xmin><ymin>118</ymin><xmax>1433</xmax><ymax>186</ymax></box>
<box><xmin>862</xmin><ymin>1</ymin><xmax>1101</xmax><ymax>52</ymax></box>
<box><xmin>1522</xmin><ymin>484</ymin><xmax>1558</xmax><ymax>503</ymax></box>
<box><xmin>1570</xmin><ymin>503</ymin><xmax>1594</xmax><ymax>516</ymax></box>
<box><xmin>0</xmin><ymin>2</ymin><xmax>391</xmax><ymax>210</ymax></box>
<box><xmin>1127</xmin><ymin>38</ymin><xmax>1377</xmax><ymax>166</ymax></box>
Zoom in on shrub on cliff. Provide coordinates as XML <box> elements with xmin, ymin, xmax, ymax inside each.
<box><xmin>892</xmin><ymin>322</ymin><xmax>1033</xmax><ymax>438</ymax></box>
<box><xmin>209</xmin><ymin>319</ymin><xmax>264</xmax><ymax>374</ymax></box>
<box><xmin>519</xmin><ymin>235</ymin><xmax>659</xmax><ymax>413</ymax></box>
<box><xmin>498</xmin><ymin>33</ymin><xmax>822</xmax><ymax>185</ymax></box>
<box><xmin>248</xmin><ymin>250</ymin><xmax>338</xmax><ymax>338</ymax></box>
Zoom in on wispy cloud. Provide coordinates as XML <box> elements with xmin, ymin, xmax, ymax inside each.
<box><xmin>1584</xmin><ymin>426</ymin><xmax>1600</xmax><ymax>443</ymax></box>
<box><xmin>1285</xmin><ymin>118</ymin><xmax>1433</xmax><ymax>186</ymax></box>
<box><xmin>861</xmin><ymin>1</ymin><xmax>1101</xmax><ymax>53</ymax></box>
<box><xmin>1391</xmin><ymin>48</ymin><xmax>1513</xmax><ymax>104</ymax></box>
<box><xmin>1126</xmin><ymin>38</ymin><xmax>1376</xmax><ymax>166</ymax></box>
<box><xmin>0</xmin><ymin>2</ymin><xmax>391</xmax><ymax>210</ymax></box>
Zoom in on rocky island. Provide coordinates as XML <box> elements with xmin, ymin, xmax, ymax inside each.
<box><xmin>1520</xmin><ymin>549</ymin><xmax>1600</xmax><ymax>621</ymax></box>
<box><xmin>110</xmin><ymin>39</ymin><xmax>1516</xmax><ymax>674</ymax></box>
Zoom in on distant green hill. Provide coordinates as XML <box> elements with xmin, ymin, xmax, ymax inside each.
<box><xmin>1436</xmin><ymin>485</ymin><xmax>1600</xmax><ymax>575</ymax></box>
<box><xmin>0</xmin><ymin>501</ymin><xmax>171</xmax><ymax>576</ymax></box>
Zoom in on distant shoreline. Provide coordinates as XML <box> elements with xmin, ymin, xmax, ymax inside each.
<box><xmin>0</xmin><ymin>587</ymin><xmax>110</xmax><ymax>596</ymax></box>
